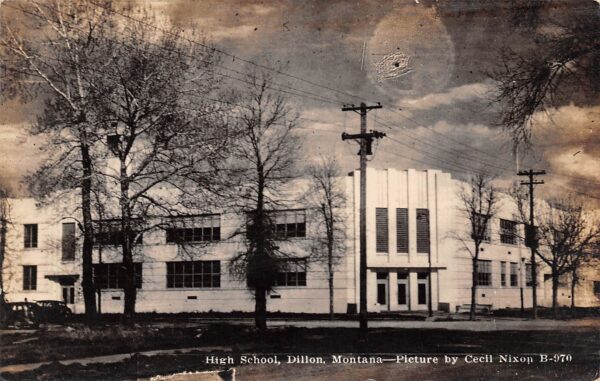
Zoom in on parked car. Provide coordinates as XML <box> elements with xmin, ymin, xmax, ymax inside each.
<box><xmin>35</xmin><ymin>300</ymin><xmax>72</xmax><ymax>323</ymax></box>
<box><xmin>4</xmin><ymin>302</ymin><xmax>41</xmax><ymax>328</ymax></box>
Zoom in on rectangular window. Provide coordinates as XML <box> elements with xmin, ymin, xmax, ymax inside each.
<box><xmin>166</xmin><ymin>215</ymin><xmax>221</xmax><ymax>243</ymax></box>
<box><xmin>23</xmin><ymin>266</ymin><xmax>37</xmax><ymax>290</ymax></box>
<box><xmin>500</xmin><ymin>261</ymin><xmax>506</xmax><ymax>287</ymax></box>
<box><xmin>416</xmin><ymin>209</ymin><xmax>430</xmax><ymax>253</ymax></box>
<box><xmin>62</xmin><ymin>223</ymin><xmax>76</xmax><ymax>261</ymax></box>
<box><xmin>94</xmin><ymin>220</ymin><xmax>143</xmax><ymax>246</ymax></box>
<box><xmin>166</xmin><ymin>261</ymin><xmax>221</xmax><ymax>288</ymax></box>
<box><xmin>477</xmin><ymin>260</ymin><xmax>492</xmax><ymax>286</ymax></box>
<box><xmin>500</xmin><ymin>219</ymin><xmax>517</xmax><ymax>245</ymax></box>
<box><xmin>93</xmin><ymin>263</ymin><xmax>142</xmax><ymax>289</ymax></box>
<box><xmin>375</xmin><ymin>208</ymin><xmax>388</xmax><ymax>253</ymax></box>
<box><xmin>473</xmin><ymin>213</ymin><xmax>491</xmax><ymax>242</ymax></box>
<box><xmin>24</xmin><ymin>224</ymin><xmax>38</xmax><ymax>248</ymax></box>
<box><xmin>396</xmin><ymin>208</ymin><xmax>409</xmax><ymax>253</ymax></box>
<box><xmin>593</xmin><ymin>281</ymin><xmax>600</xmax><ymax>295</ymax></box>
<box><xmin>510</xmin><ymin>262</ymin><xmax>518</xmax><ymax>287</ymax></box>
<box><xmin>526</xmin><ymin>263</ymin><xmax>534</xmax><ymax>287</ymax></box>
<box><xmin>273</xmin><ymin>210</ymin><xmax>306</xmax><ymax>239</ymax></box>
<box><xmin>275</xmin><ymin>259</ymin><xmax>307</xmax><ymax>287</ymax></box>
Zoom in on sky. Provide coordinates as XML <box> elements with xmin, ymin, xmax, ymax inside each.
<box><xmin>0</xmin><ymin>0</ymin><xmax>599</xmax><ymax>206</ymax></box>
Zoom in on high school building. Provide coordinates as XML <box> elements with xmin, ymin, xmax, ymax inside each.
<box><xmin>2</xmin><ymin>168</ymin><xmax>598</xmax><ymax>314</ymax></box>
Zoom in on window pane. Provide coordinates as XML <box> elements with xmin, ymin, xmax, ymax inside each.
<box><xmin>376</xmin><ymin>208</ymin><xmax>388</xmax><ymax>253</ymax></box>
<box><xmin>416</xmin><ymin>209</ymin><xmax>430</xmax><ymax>253</ymax></box>
<box><xmin>396</xmin><ymin>208</ymin><xmax>409</xmax><ymax>253</ymax></box>
<box><xmin>62</xmin><ymin>223</ymin><xmax>76</xmax><ymax>261</ymax></box>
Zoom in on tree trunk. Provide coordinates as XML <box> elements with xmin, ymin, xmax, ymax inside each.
<box><xmin>255</xmin><ymin>285</ymin><xmax>267</xmax><ymax>332</ymax></box>
<box><xmin>80</xmin><ymin>141</ymin><xmax>97</xmax><ymax>323</ymax></box>
<box><xmin>328</xmin><ymin>247</ymin><xmax>334</xmax><ymax>320</ymax></box>
<box><xmin>552</xmin><ymin>270</ymin><xmax>559</xmax><ymax>318</ymax></box>
<box><xmin>470</xmin><ymin>255</ymin><xmax>478</xmax><ymax>321</ymax></box>
<box><xmin>120</xmin><ymin>169</ymin><xmax>136</xmax><ymax>323</ymax></box>
<box><xmin>570</xmin><ymin>267</ymin><xmax>577</xmax><ymax>310</ymax></box>
<box><xmin>0</xmin><ymin>216</ymin><xmax>6</xmax><ymax>303</ymax></box>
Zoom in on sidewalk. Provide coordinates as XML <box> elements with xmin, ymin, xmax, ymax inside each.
<box><xmin>265</xmin><ymin>317</ymin><xmax>600</xmax><ymax>331</ymax></box>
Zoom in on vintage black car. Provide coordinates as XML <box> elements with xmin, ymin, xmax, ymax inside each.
<box><xmin>35</xmin><ymin>300</ymin><xmax>72</xmax><ymax>323</ymax></box>
<box><xmin>4</xmin><ymin>302</ymin><xmax>41</xmax><ymax>328</ymax></box>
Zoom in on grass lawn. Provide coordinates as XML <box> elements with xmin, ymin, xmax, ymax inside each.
<box><xmin>1</xmin><ymin>320</ymin><xmax>598</xmax><ymax>380</ymax></box>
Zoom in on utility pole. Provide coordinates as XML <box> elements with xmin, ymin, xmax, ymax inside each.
<box><xmin>518</xmin><ymin>169</ymin><xmax>545</xmax><ymax>319</ymax></box>
<box><xmin>341</xmin><ymin>102</ymin><xmax>384</xmax><ymax>338</ymax></box>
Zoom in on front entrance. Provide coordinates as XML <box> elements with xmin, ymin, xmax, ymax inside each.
<box><xmin>397</xmin><ymin>272</ymin><xmax>409</xmax><ymax>311</ymax></box>
<box><xmin>62</xmin><ymin>285</ymin><xmax>75</xmax><ymax>305</ymax></box>
<box><xmin>376</xmin><ymin>272</ymin><xmax>388</xmax><ymax>310</ymax></box>
<box><xmin>417</xmin><ymin>272</ymin><xmax>429</xmax><ymax>306</ymax></box>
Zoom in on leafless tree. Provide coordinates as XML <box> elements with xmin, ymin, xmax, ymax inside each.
<box><xmin>536</xmin><ymin>197</ymin><xmax>600</xmax><ymax>316</ymax></box>
<box><xmin>227</xmin><ymin>71</ymin><xmax>301</xmax><ymax>332</ymax></box>
<box><xmin>492</xmin><ymin>0</ymin><xmax>600</xmax><ymax>145</ymax></box>
<box><xmin>87</xmin><ymin>11</ymin><xmax>229</xmax><ymax>321</ymax></box>
<box><xmin>305</xmin><ymin>156</ymin><xmax>347</xmax><ymax>320</ymax></box>
<box><xmin>454</xmin><ymin>173</ymin><xmax>499</xmax><ymax>320</ymax></box>
<box><xmin>1</xmin><ymin>0</ymin><xmax>118</xmax><ymax>321</ymax></box>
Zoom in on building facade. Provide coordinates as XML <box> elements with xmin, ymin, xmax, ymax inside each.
<box><xmin>2</xmin><ymin>168</ymin><xmax>598</xmax><ymax>314</ymax></box>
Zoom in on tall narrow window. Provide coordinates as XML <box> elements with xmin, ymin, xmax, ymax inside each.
<box><xmin>24</xmin><ymin>224</ymin><xmax>38</xmax><ymax>248</ymax></box>
<box><xmin>473</xmin><ymin>213</ymin><xmax>491</xmax><ymax>242</ymax></box>
<box><xmin>500</xmin><ymin>261</ymin><xmax>506</xmax><ymax>286</ymax></box>
<box><xmin>396</xmin><ymin>208</ymin><xmax>408</xmax><ymax>253</ymax></box>
<box><xmin>477</xmin><ymin>260</ymin><xmax>492</xmax><ymax>286</ymax></box>
<box><xmin>23</xmin><ymin>266</ymin><xmax>37</xmax><ymax>290</ymax></box>
<box><xmin>526</xmin><ymin>263</ymin><xmax>534</xmax><ymax>287</ymax></box>
<box><xmin>62</xmin><ymin>223</ymin><xmax>76</xmax><ymax>261</ymax></box>
<box><xmin>510</xmin><ymin>262</ymin><xmax>518</xmax><ymax>287</ymax></box>
<box><xmin>375</xmin><ymin>208</ymin><xmax>388</xmax><ymax>253</ymax></box>
<box><xmin>500</xmin><ymin>219</ymin><xmax>517</xmax><ymax>245</ymax></box>
<box><xmin>416</xmin><ymin>209</ymin><xmax>430</xmax><ymax>253</ymax></box>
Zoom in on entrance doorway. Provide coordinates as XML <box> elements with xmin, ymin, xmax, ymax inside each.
<box><xmin>376</xmin><ymin>272</ymin><xmax>388</xmax><ymax>310</ymax></box>
<box><xmin>417</xmin><ymin>272</ymin><xmax>429</xmax><ymax>306</ymax></box>
<box><xmin>62</xmin><ymin>285</ymin><xmax>75</xmax><ymax>305</ymax></box>
<box><xmin>397</xmin><ymin>272</ymin><xmax>409</xmax><ymax>310</ymax></box>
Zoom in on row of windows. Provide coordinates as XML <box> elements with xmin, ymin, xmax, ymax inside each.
<box><xmin>476</xmin><ymin>260</ymin><xmax>534</xmax><ymax>287</ymax></box>
<box><xmin>22</xmin><ymin>260</ymin><xmax>308</xmax><ymax>291</ymax></box>
<box><xmin>471</xmin><ymin>217</ymin><xmax>521</xmax><ymax>245</ymax></box>
<box><xmin>22</xmin><ymin>211</ymin><xmax>306</xmax><ymax>253</ymax></box>
<box><xmin>375</xmin><ymin>208</ymin><xmax>430</xmax><ymax>254</ymax></box>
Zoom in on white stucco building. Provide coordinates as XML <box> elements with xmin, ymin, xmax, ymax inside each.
<box><xmin>2</xmin><ymin>168</ymin><xmax>597</xmax><ymax>314</ymax></box>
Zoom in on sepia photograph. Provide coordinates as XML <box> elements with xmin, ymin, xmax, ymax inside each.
<box><xmin>0</xmin><ymin>0</ymin><xmax>599</xmax><ymax>380</ymax></box>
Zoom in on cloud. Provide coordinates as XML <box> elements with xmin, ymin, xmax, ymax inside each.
<box><xmin>401</xmin><ymin>81</ymin><xmax>494</xmax><ymax>111</ymax></box>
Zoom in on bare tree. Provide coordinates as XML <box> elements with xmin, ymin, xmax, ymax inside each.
<box><xmin>492</xmin><ymin>0</ymin><xmax>600</xmax><ymax>144</ymax></box>
<box><xmin>0</xmin><ymin>186</ymin><xmax>10</xmax><ymax>328</ymax></box>
<box><xmin>227</xmin><ymin>71</ymin><xmax>301</xmax><ymax>332</ymax></box>
<box><xmin>1</xmin><ymin>0</ymin><xmax>118</xmax><ymax>321</ymax></box>
<box><xmin>87</xmin><ymin>11</ymin><xmax>228</xmax><ymax>321</ymax></box>
<box><xmin>306</xmin><ymin>156</ymin><xmax>347</xmax><ymax>320</ymax></box>
<box><xmin>536</xmin><ymin>197</ymin><xmax>600</xmax><ymax>316</ymax></box>
<box><xmin>455</xmin><ymin>173</ymin><xmax>499</xmax><ymax>320</ymax></box>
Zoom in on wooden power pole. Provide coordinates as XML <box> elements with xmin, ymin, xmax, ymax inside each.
<box><xmin>341</xmin><ymin>102</ymin><xmax>384</xmax><ymax>338</ymax></box>
<box><xmin>518</xmin><ymin>169</ymin><xmax>545</xmax><ymax>320</ymax></box>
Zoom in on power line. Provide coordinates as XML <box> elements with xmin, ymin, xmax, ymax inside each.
<box><xmin>85</xmin><ymin>0</ymin><xmax>362</xmax><ymax>103</ymax></box>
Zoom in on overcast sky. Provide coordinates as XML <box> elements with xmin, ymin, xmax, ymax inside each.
<box><xmin>1</xmin><ymin>0</ymin><xmax>598</xmax><ymax>205</ymax></box>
